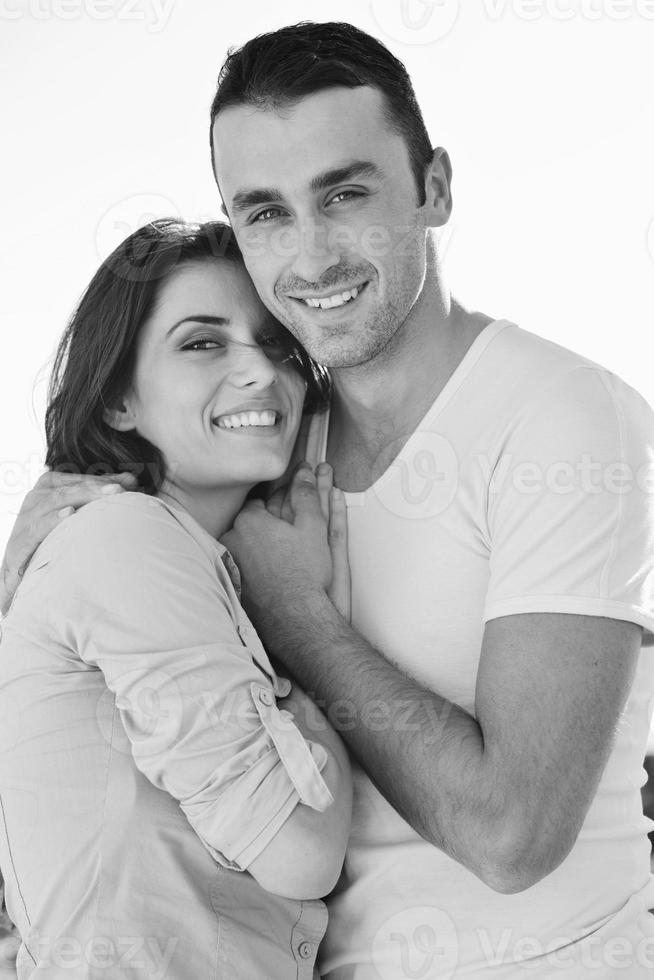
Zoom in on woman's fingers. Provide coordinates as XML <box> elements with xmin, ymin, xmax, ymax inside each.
<box><xmin>328</xmin><ymin>486</ymin><xmax>351</xmax><ymax>621</ymax></box>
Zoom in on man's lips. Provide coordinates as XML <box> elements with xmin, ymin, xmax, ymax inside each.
<box><xmin>286</xmin><ymin>281</ymin><xmax>370</xmax><ymax>312</ymax></box>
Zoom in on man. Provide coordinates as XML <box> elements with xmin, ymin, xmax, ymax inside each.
<box><xmin>3</xmin><ymin>21</ymin><xmax>654</xmax><ymax>979</ymax></box>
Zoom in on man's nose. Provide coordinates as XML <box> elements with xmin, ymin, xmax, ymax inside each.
<box><xmin>287</xmin><ymin>216</ymin><xmax>341</xmax><ymax>284</ymax></box>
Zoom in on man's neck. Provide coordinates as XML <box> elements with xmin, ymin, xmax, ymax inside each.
<box><xmin>326</xmin><ymin>294</ymin><xmax>494</xmax><ymax>492</ymax></box>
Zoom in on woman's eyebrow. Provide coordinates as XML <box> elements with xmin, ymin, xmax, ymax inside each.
<box><xmin>166</xmin><ymin>315</ymin><xmax>230</xmax><ymax>339</ymax></box>
<box><xmin>230</xmin><ymin>160</ymin><xmax>383</xmax><ymax>215</ymax></box>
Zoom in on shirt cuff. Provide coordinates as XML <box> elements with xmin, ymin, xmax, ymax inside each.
<box><xmin>250</xmin><ymin>681</ymin><xmax>333</xmax><ymax>811</ymax></box>
<box><xmin>484</xmin><ymin>593</ymin><xmax>654</xmax><ymax>635</ymax></box>
<box><xmin>181</xmin><ymin>683</ymin><xmax>333</xmax><ymax>872</ymax></box>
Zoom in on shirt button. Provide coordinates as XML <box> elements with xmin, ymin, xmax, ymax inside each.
<box><xmin>298</xmin><ymin>941</ymin><xmax>313</xmax><ymax>959</ymax></box>
<box><xmin>259</xmin><ymin>688</ymin><xmax>274</xmax><ymax>707</ymax></box>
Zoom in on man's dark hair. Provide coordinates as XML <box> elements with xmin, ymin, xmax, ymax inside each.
<box><xmin>209</xmin><ymin>21</ymin><xmax>434</xmax><ymax>205</ymax></box>
<box><xmin>45</xmin><ymin>218</ymin><xmax>329</xmax><ymax>494</ymax></box>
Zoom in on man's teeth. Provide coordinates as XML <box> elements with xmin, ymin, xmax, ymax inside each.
<box><xmin>216</xmin><ymin>410</ymin><xmax>278</xmax><ymax>429</ymax></box>
<box><xmin>303</xmin><ymin>286</ymin><xmax>360</xmax><ymax>310</ymax></box>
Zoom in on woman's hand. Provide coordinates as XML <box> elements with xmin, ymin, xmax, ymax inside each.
<box><xmin>265</xmin><ymin>462</ymin><xmax>351</xmax><ymax>621</ymax></box>
<box><xmin>223</xmin><ymin>462</ymin><xmax>351</xmax><ymax>629</ymax></box>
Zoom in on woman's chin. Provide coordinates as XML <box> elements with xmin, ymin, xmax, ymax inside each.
<box><xmin>224</xmin><ymin>458</ymin><xmax>291</xmax><ymax>488</ymax></box>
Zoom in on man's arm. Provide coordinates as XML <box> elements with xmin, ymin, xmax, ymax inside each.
<box><xmin>258</xmin><ymin>594</ymin><xmax>639</xmax><ymax>893</ymax></box>
<box><xmin>224</xmin><ymin>467</ymin><xmax>643</xmax><ymax>894</ymax></box>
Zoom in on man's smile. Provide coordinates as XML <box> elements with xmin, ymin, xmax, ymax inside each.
<box><xmin>286</xmin><ymin>281</ymin><xmax>370</xmax><ymax>312</ymax></box>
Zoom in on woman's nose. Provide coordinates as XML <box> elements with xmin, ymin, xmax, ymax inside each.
<box><xmin>228</xmin><ymin>343</ymin><xmax>278</xmax><ymax>389</ymax></box>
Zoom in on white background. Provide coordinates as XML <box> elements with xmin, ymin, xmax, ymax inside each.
<box><xmin>1</xmin><ymin>1</ymin><xmax>653</xmax><ymax>548</ymax></box>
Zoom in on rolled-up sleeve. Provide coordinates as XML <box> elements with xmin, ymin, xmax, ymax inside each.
<box><xmin>44</xmin><ymin>493</ymin><xmax>333</xmax><ymax>871</ymax></box>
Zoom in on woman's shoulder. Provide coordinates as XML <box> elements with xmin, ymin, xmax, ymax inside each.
<box><xmin>48</xmin><ymin>490</ymin><xmax>177</xmax><ymax>543</ymax></box>
<box><xmin>30</xmin><ymin>491</ymin><xmax>221</xmax><ymax>575</ymax></box>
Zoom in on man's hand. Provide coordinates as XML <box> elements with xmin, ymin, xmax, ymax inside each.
<box><xmin>0</xmin><ymin>886</ymin><xmax>19</xmax><ymax>975</ymax></box>
<box><xmin>1</xmin><ymin>470</ymin><xmax>138</xmax><ymax>616</ymax></box>
<box><xmin>223</xmin><ymin>461</ymin><xmax>350</xmax><ymax>621</ymax></box>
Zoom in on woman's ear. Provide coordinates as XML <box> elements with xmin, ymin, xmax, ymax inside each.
<box><xmin>103</xmin><ymin>397</ymin><xmax>138</xmax><ymax>433</ymax></box>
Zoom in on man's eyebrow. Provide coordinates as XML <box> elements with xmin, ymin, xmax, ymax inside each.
<box><xmin>309</xmin><ymin>160</ymin><xmax>384</xmax><ymax>193</ymax></box>
<box><xmin>229</xmin><ymin>160</ymin><xmax>384</xmax><ymax>215</ymax></box>
<box><xmin>165</xmin><ymin>315</ymin><xmax>230</xmax><ymax>339</ymax></box>
<box><xmin>230</xmin><ymin>187</ymin><xmax>285</xmax><ymax>216</ymax></box>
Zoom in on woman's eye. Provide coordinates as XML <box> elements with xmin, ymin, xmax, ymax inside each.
<box><xmin>182</xmin><ymin>338</ymin><xmax>223</xmax><ymax>351</ymax></box>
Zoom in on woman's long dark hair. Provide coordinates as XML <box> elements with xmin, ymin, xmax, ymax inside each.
<box><xmin>45</xmin><ymin>218</ymin><xmax>330</xmax><ymax>494</ymax></box>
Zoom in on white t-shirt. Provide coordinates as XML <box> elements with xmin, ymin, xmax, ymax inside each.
<box><xmin>304</xmin><ymin>320</ymin><xmax>654</xmax><ymax>979</ymax></box>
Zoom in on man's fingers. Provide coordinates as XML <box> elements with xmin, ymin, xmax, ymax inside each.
<box><xmin>35</xmin><ymin>470</ymin><xmax>138</xmax><ymax>490</ymax></box>
<box><xmin>0</xmin><ymin>472</ymin><xmax>137</xmax><ymax>616</ymax></box>
<box><xmin>315</xmin><ymin>462</ymin><xmax>333</xmax><ymax>522</ymax></box>
<box><xmin>240</xmin><ymin>498</ymin><xmax>266</xmax><ymax>514</ymax></box>
<box><xmin>328</xmin><ymin>486</ymin><xmax>351</xmax><ymax>621</ymax></box>
<box><xmin>17</xmin><ymin>507</ymin><xmax>76</xmax><ymax>567</ymax></box>
<box><xmin>26</xmin><ymin>479</ymin><xmax>131</xmax><ymax>519</ymax></box>
<box><xmin>328</xmin><ymin>486</ymin><xmax>347</xmax><ymax>544</ymax></box>
<box><xmin>0</xmin><ymin>507</ymin><xmax>75</xmax><ymax>615</ymax></box>
<box><xmin>280</xmin><ymin>484</ymin><xmax>295</xmax><ymax>524</ymax></box>
<box><xmin>265</xmin><ymin>487</ymin><xmax>285</xmax><ymax>521</ymax></box>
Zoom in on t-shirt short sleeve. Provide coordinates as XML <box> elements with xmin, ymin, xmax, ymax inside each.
<box><xmin>483</xmin><ymin>366</ymin><xmax>654</xmax><ymax>634</ymax></box>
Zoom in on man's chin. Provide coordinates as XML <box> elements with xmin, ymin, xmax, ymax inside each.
<box><xmin>304</xmin><ymin>334</ymin><xmax>388</xmax><ymax>370</ymax></box>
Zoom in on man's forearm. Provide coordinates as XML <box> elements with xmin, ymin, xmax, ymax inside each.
<box><xmin>247</xmin><ymin>588</ymin><xmax>530</xmax><ymax>891</ymax></box>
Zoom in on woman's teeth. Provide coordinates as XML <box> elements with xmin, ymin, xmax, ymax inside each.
<box><xmin>303</xmin><ymin>286</ymin><xmax>361</xmax><ymax>310</ymax></box>
<box><xmin>216</xmin><ymin>410</ymin><xmax>278</xmax><ymax>429</ymax></box>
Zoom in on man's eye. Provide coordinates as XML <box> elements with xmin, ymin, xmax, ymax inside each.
<box><xmin>328</xmin><ymin>190</ymin><xmax>361</xmax><ymax>206</ymax></box>
<box><xmin>251</xmin><ymin>208</ymin><xmax>285</xmax><ymax>224</ymax></box>
<box><xmin>182</xmin><ymin>338</ymin><xmax>223</xmax><ymax>351</ymax></box>
<box><xmin>258</xmin><ymin>335</ymin><xmax>291</xmax><ymax>360</ymax></box>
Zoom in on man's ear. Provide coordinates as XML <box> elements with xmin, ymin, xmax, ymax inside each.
<box><xmin>423</xmin><ymin>146</ymin><xmax>453</xmax><ymax>227</ymax></box>
<box><xmin>103</xmin><ymin>398</ymin><xmax>138</xmax><ymax>433</ymax></box>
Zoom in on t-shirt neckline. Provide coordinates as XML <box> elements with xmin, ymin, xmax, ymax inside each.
<box><xmin>317</xmin><ymin>318</ymin><xmax>515</xmax><ymax>502</ymax></box>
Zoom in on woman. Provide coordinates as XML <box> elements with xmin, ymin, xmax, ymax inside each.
<box><xmin>0</xmin><ymin>219</ymin><xmax>352</xmax><ymax>979</ymax></box>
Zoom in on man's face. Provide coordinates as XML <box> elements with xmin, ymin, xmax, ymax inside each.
<box><xmin>212</xmin><ymin>87</ymin><xmax>434</xmax><ymax>368</ymax></box>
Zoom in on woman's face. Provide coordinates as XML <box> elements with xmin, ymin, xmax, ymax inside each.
<box><xmin>119</xmin><ymin>258</ymin><xmax>307</xmax><ymax>496</ymax></box>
